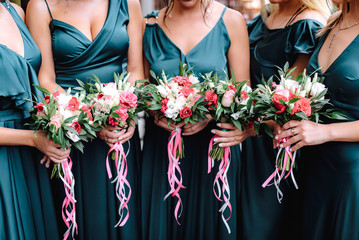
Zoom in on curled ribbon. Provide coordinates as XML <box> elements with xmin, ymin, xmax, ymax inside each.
<box><xmin>208</xmin><ymin>135</ymin><xmax>232</xmax><ymax>234</ymax></box>
<box><xmin>106</xmin><ymin>141</ymin><xmax>132</xmax><ymax>227</ymax></box>
<box><xmin>59</xmin><ymin>157</ymin><xmax>78</xmax><ymax>240</ymax></box>
<box><xmin>164</xmin><ymin>128</ymin><xmax>186</xmax><ymax>225</ymax></box>
<box><xmin>262</xmin><ymin>137</ymin><xmax>298</xmax><ymax>203</ymax></box>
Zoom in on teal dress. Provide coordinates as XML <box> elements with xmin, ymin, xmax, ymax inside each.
<box><xmin>0</xmin><ymin>2</ymin><xmax>59</xmax><ymax>239</ymax></box>
<box><xmin>44</xmin><ymin>0</ymin><xmax>141</xmax><ymax>238</ymax></box>
<box><xmin>142</xmin><ymin>8</ymin><xmax>241</xmax><ymax>240</ymax></box>
<box><xmin>241</xmin><ymin>15</ymin><xmax>323</xmax><ymax>239</ymax></box>
<box><xmin>300</xmin><ymin>33</ymin><xmax>359</xmax><ymax>240</ymax></box>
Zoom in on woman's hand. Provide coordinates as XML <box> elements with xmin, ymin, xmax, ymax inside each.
<box><xmin>154</xmin><ymin>114</ymin><xmax>184</xmax><ymax>132</ymax></box>
<box><xmin>211</xmin><ymin>123</ymin><xmax>256</xmax><ymax>147</ymax></box>
<box><xmin>97</xmin><ymin>120</ymin><xmax>136</xmax><ymax>147</ymax></box>
<box><xmin>274</xmin><ymin>120</ymin><xmax>330</xmax><ymax>151</ymax></box>
<box><xmin>181</xmin><ymin>115</ymin><xmax>212</xmax><ymax>136</ymax></box>
<box><xmin>33</xmin><ymin>131</ymin><xmax>70</xmax><ymax>167</ymax></box>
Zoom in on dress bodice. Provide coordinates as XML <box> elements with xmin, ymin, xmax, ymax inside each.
<box><xmin>46</xmin><ymin>0</ymin><xmax>129</xmax><ymax>91</ymax></box>
<box><xmin>143</xmin><ymin>8</ymin><xmax>230</xmax><ymax>81</ymax></box>
<box><xmin>0</xmin><ymin>2</ymin><xmax>42</xmax><ymax>118</ymax></box>
<box><xmin>307</xmin><ymin>34</ymin><xmax>359</xmax><ymax>122</ymax></box>
<box><xmin>248</xmin><ymin>15</ymin><xmax>323</xmax><ymax>85</ymax></box>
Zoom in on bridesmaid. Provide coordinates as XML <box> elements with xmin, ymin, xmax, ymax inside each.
<box><xmin>142</xmin><ymin>0</ymin><xmax>250</xmax><ymax>239</ymax></box>
<box><xmin>276</xmin><ymin>0</ymin><xmax>359</xmax><ymax>239</ymax></box>
<box><xmin>26</xmin><ymin>0</ymin><xmax>144</xmax><ymax>239</ymax></box>
<box><xmin>0</xmin><ymin>0</ymin><xmax>70</xmax><ymax>239</ymax></box>
<box><xmin>215</xmin><ymin>0</ymin><xmax>330</xmax><ymax>239</ymax></box>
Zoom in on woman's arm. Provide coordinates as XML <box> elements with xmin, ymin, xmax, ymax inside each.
<box><xmin>26</xmin><ymin>0</ymin><xmax>64</xmax><ymax>93</ymax></box>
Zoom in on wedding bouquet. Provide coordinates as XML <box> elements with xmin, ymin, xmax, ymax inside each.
<box><xmin>78</xmin><ymin>73</ymin><xmax>144</xmax><ymax>227</ymax></box>
<box><xmin>200</xmin><ymin>72</ymin><xmax>255</xmax><ymax>233</ymax></box>
<box><xmin>254</xmin><ymin>63</ymin><xmax>346</xmax><ymax>202</ymax></box>
<box><xmin>142</xmin><ymin>63</ymin><xmax>209</xmax><ymax>224</ymax></box>
<box><xmin>30</xmin><ymin>87</ymin><xmax>97</xmax><ymax>239</ymax></box>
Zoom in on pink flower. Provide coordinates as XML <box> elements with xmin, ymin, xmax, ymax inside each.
<box><xmin>221</xmin><ymin>90</ymin><xmax>235</xmax><ymax>107</ymax></box>
<box><xmin>272</xmin><ymin>89</ymin><xmax>297</xmax><ymax>114</ymax></box>
<box><xmin>205</xmin><ymin>90</ymin><xmax>218</xmax><ymax>110</ymax></box>
<box><xmin>67</xmin><ymin>97</ymin><xmax>80</xmax><ymax>111</ymax></box>
<box><xmin>173</xmin><ymin>76</ymin><xmax>192</xmax><ymax>87</ymax></box>
<box><xmin>179</xmin><ymin>87</ymin><xmax>195</xmax><ymax>98</ymax></box>
<box><xmin>53</xmin><ymin>91</ymin><xmax>60</xmax><ymax>99</ymax></box>
<box><xmin>108</xmin><ymin>108</ymin><xmax>129</xmax><ymax>126</ymax></box>
<box><xmin>50</xmin><ymin>120</ymin><xmax>61</xmax><ymax>130</ymax></box>
<box><xmin>70</xmin><ymin>121</ymin><xmax>81</xmax><ymax>133</ymax></box>
<box><xmin>119</xmin><ymin>91</ymin><xmax>137</xmax><ymax>109</ymax></box>
<box><xmin>44</xmin><ymin>95</ymin><xmax>51</xmax><ymax>104</ymax></box>
<box><xmin>290</xmin><ymin>97</ymin><xmax>312</xmax><ymax>117</ymax></box>
<box><xmin>179</xmin><ymin>107</ymin><xmax>192</xmax><ymax>119</ymax></box>
<box><xmin>35</xmin><ymin>102</ymin><xmax>44</xmax><ymax>112</ymax></box>
<box><xmin>240</xmin><ymin>91</ymin><xmax>249</xmax><ymax>100</ymax></box>
<box><xmin>160</xmin><ymin>98</ymin><xmax>169</xmax><ymax>114</ymax></box>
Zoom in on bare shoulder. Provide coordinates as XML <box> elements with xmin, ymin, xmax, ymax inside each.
<box><xmin>26</xmin><ymin>0</ymin><xmax>52</xmax><ymax>20</ymax></box>
<box><xmin>296</xmin><ymin>9</ymin><xmax>327</xmax><ymax>25</ymax></box>
<box><xmin>220</xmin><ymin>3</ymin><xmax>247</xmax><ymax>33</ymax></box>
<box><xmin>10</xmin><ymin>3</ymin><xmax>25</xmax><ymax>21</ymax></box>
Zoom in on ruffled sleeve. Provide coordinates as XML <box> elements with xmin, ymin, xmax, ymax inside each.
<box><xmin>0</xmin><ymin>46</ymin><xmax>42</xmax><ymax>117</ymax></box>
<box><xmin>285</xmin><ymin>19</ymin><xmax>323</xmax><ymax>61</ymax></box>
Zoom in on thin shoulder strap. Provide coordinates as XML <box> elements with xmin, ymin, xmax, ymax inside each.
<box><xmin>220</xmin><ymin>7</ymin><xmax>227</xmax><ymax>18</ymax></box>
<box><xmin>285</xmin><ymin>5</ymin><xmax>307</xmax><ymax>27</ymax></box>
<box><xmin>44</xmin><ymin>0</ymin><xmax>54</xmax><ymax>20</ymax></box>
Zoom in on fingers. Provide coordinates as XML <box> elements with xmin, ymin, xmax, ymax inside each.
<box><xmin>211</xmin><ymin>128</ymin><xmax>240</xmax><ymax>138</ymax></box>
<box><xmin>118</xmin><ymin>126</ymin><xmax>135</xmax><ymax>143</ymax></box>
<box><xmin>212</xmin><ymin>136</ymin><xmax>240</xmax><ymax>147</ymax></box>
<box><xmin>282</xmin><ymin>120</ymin><xmax>301</xmax><ymax>131</ymax></box>
<box><xmin>182</xmin><ymin>121</ymin><xmax>209</xmax><ymax>136</ymax></box>
<box><xmin>216</xmin><ymin>123</ymin><xmax>237</xmax><ymax>130</ymax></box>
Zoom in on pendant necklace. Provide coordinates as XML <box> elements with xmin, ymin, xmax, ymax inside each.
<box><xmin>328</xmin><ymin>21</ymin><xmax>359</xmax><ymax>51</ymax></box>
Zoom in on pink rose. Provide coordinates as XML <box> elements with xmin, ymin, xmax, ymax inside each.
<box><xmin>119</xmin><ymin>92</ymin><xmax>138</xmax><ymax>109</ymax></box>
<box><xmin>67</xmin><ymin>97</ymin><xmax>80</xmax><ymax>111</ymax></box>
<box><xmin>50</xmin><ymin>120</ymin><xmax>61</xmax><ymax>130</ymax></box>
<box><xmin>179</xmin><ymin>87</ymin><xmax>195</xmax><ymax>98</ymax></box>
<box><xmin>108</xmin><ymin>108</ymin><xmax>129</xmax><ymax>126</ymax></box>
<box><xmin>221</xmin><ymin>90</ymin><xmax>235</xmax><ymax>107</ymax></box>
<box><xmin>35</xmin><ymin>102</ymin><xmax>44</xmax><ymax>112</ymax></box>
<box><xmin>44</xmin><ymin>95</ymin><xmax>51</xmax><ymax>104</ymax></box>
<box><xmin>240</xmin><ymin>91</ymin><xmax>249</xmax><ymax>100</ymax></box>
<box><xmin>290</xmin><ymin>97</ymin><xmax>312</xmax><ymax>117</ymax></box>
<box><xmin>70</xmin><ymin>121</ymin><xmax>82</xmax><ymax>133</ymax></box>
<box><xmin>205</xmin><ymin>90</ymin><xmax>218</xmax><ymax>110</ymax></box>
<box><xmin>53</xmin><ymin>91</ymin><xmax>60</xmax><ymax>99</ymax></box>
<box><xmin>160</xmin><ymin>98</ymin><xmax>169</xmax><ymax>114</ymax></box>
<box><xmin>173</xmin><ymin>76</ymin><xmax>192</xmax><ymax>87</ymax></box>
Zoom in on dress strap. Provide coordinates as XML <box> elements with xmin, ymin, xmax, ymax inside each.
<box><xmin>285</xmin><ymin>5</ymin><xmax>307</xmax><ymax>27</ymax></box>
<box><xmin>220</xmin><ymin>7</ymin><xmax>227</xmax><ymax>18</ymax></box>
<box><xmin>44</xmin><ymin>0</ymin><xmax>54</xmax><ymax>20</ymax></box>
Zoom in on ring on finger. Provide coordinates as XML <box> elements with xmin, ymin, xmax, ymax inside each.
<box><xmin>105</xmin><ymin>137</ymin><xmax>109</xmax><ymax>142</ymax></box>
<box><xmin>291</xmin><ymin>128</ymin><xmax>296</xmax><ymax>135</ymax></box>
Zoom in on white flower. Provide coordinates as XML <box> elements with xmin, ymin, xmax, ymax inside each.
<box><xmin>102</xmin><ymin>82</ymin><xmax>118</xmax><ymax>97</ymax></box>
<box><xmin>299</xmin><ymin>90</ymin><xmax>307</xmax><ymax>97</ymax></box>
<box><xmin>310</xmin><ymin>82</ymin><xmax>326</xmax><ymax>99</ymax></box>
<box><xmin>208</xmin><ymin>81</ymin><xmax>215</xmax><ymax>88</ymax></box>
<box><xmin>67</xmin><ymin>131</ymin><xmax>80</xmax><ymax>142</ymax></box>
<box><xmin>56</xmin><ymin>94</ymin><xmax>72</xmax><ymax>108</ymax></box>
<box><xmin>304</xmin><ymin>79</ymin><xmax>312</xmax><ymax>94</ymax></box>
<box><xmin>188</xmin><ymin>75</ymin><xmax>199</xmax><ymax>84</ymax></box>
<box><xmin>157</xmin><ymin>85</ymin><xmax>170</xmax><ymax>98</ymax></box>
<box><xmin>231</xmin><ymin>110</ymin><xmax>244</xmax><ymax>120</ymax></box>
<box><xmin>281</xmin><ymin>78</ymin><xmax>299</xmax><ymax>93</ymax></box>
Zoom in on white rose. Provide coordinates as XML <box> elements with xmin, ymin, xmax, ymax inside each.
<box><xmin>282</xmin><ymin>79</ymin><xmax>299</xmax><ymax>93</ymax></box>
<box><xmin>299</xmin><ymin>90</ymin><xmax>307</xmax><ymax>97</ymax></box>
<box><xmin>102</xmin><ymin>83</ymin><xmax>118</xmax><ymax>97</ymax></box>
<box><xmin>188</xmin><ymin>75</ymin><xmax>199</xmax><ymax>84</ymax></box>
<box><xmin>310</xmin><ymin>82</ymin><xmax>326</xmax><ymax>99</ymax></box>
<box><xmin>304</xmin><ymin>79</ymin><xmax>312</xmax><ymax>94</ymax></box>
<box><xmin>157</xmin><ymin>85</ymin><xmax>169</xmax><ymax>98</ymax></box>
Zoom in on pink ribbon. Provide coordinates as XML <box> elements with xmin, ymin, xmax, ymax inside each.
<box><xmin>106</xmin><ymin>142</ymin><xmax>132</xmax><ymax>227</ymax></box>
<box><xmin>165</xmin><ymin>128</ymin><xmax>186</xmax><ymax>225</ymax></box>
<box><xmin>208</xmin><ymin>135</ymin><xmax>232</xmax><ymax>234</ymax></box>
<box><xmin>262</xmin><ymin>137</ymin><xmax>298</xmax><ymax>202</ymax></box>
<box><xmin>59</xmin><ymin>157</ymin><xmax>78</xmax><ymax>240</ymax></box>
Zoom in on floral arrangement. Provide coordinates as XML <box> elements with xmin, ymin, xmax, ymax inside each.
<box><xmin>254</xmin><ymin>63</ymin><xmax>346</xmax><ymax>201</ymax></box>
<box><xmin>29</xmin><ymin>86</ymin><xmax>97</xmax><ymax>240</ymax></box>
<box><xmin>142</xmin><ymin>63</ymin><xmax>209</xmax><ymax>224</ymax></box>
<box><xmin>78</xmin><ymin>73</ymin><xmax>145</xmax><ymax>227</ymax></box>
<box><xmin>200</xmin><ymin>71</ymin><xmax>255</xmax><ymax>233</ymax></box>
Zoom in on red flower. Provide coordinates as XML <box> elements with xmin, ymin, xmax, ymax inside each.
<box><xmin>272</xmin><ymin>93</ymin><xmax>288</xmax><ymax>113</ymax></box>
<box><xmin>160</xmin><ymin>98</ymin><xmax>169</xmax><ymax>114</ymax></box>
<box><xmin>179</xmin><ymin>107</ymin><xmax>192</xmax><ymax>119</ymax></box>
<box><xmin>53</xmin><ymin>91</ymin><xmax>60</xmax><ymax>99</ymax></box>
<box><xmin>290</xmin><ymin>97</ymin><xmax>312</xmax><ymax>117</ymax></box>
<box><xmin>44</xmin><ymin>95</ymin><xmax>51</xmax><ymax>104</ymax></box>
<box><xmin>67</xmin><ymin>97</ymin><xmax>80</xmax><ymax>111</ymax></box>
<box><xmin>173</xmin><ymin>76</ymin><xmax>192</xmax><ymax>87</ymax></box>
<box><xmin>179</xmin><ymin>87</ymin><xmax>195</xmax><ymax>98</ymax></box>
<box><xmin>108</xmin><ymin>108</ymin><xmax>129</xmax><ymax>126</ymax></box>
<box><xmin>35</xmin><ymin>102</ymin><xmax>44</xmax><ymax>112</ymax></box>
<box><xmin>81</xmin><ymin>106</ymin><xmax>93</xmax><ymax>121</ymax></box>
<box><xmin>205</xmin><ymin>90</ymin><xmax>218</xmax><ymax>110</ymax></box>
<box><xmin>119</xmin><ymin>91</ymin><xmax>138</xmax><ymax>109</ymax></box>
<box><xmin>228</xmin><ymin>84</ymin><xmax>236</xmax><ymax>91</ymax></box>
<box><xmin>70</xmin><ymin>121</ymin><xmax>81</xmax><ymax>133</ymax></box>
<box><xmin>97</xmin><ymin>93</ymin><xmax>104</xmax><ymax>100</ymax></box>
<box><xmin>240</xmin><ymin>91</ymin><xmax>249</xmax><ymax>100</ymax></box>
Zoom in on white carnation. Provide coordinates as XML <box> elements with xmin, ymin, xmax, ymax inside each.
<box><xmin>67</xmin><ymin>131</ymin><xmax>80</xmax><ymax>142</ymax></box>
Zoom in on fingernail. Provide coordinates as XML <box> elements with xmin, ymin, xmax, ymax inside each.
<box><xmin>217</xmin><ymin>123</ymin><xmax>221</xmax><ymax>127</ymax></box>
<box><xmin>219</xmin><ymin>144</ymin><xmax>223</xmax><ymax>147</ymax></box>
<box><xmin>277</xmin><ymin>130</ymin><xmax>281</xmax><ymax>134</ymax></box>
<box><xmin>211</xmin><ymin>130</ymin><xmax>215</xmax><ymax>134</ymax></box>
<box><xmin>280</xmin><ymin>144</ymin><xmax>283</xmax><ymax>148</ymax></box>
<box><xmin>275</xmin><ymin>136</ymin><xmax>278</xmax><ymax>140</ymax></box>
<box><xmin>213</xmin><ymin>138</ymin><xmax>218</xmax><ymax>142</ymax></box>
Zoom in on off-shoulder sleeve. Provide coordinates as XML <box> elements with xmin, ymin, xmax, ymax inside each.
<box><xmin>285</xmin><ymin>19</ymin><xmax>323</xmax><ymax>61</ymax></box>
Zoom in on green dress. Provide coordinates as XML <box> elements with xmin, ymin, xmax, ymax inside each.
<box><xmin>44</xmin><ymin>0</ymin><xmax>141</xmax><ymax>238</ymax></box>
<box><xmin>241</xmin><ymin>15</ymin><xmax>323</xmax><ymax>240</ymax></box>
<box><xmin>300</xmin><ymin>33</ymin><xmax>359</xmax><ymax>240</ymax></box>
<box><xmin>0</xmin><ymin>2</ymin><xmax>59</xmax><ymax>239</ymax></box>
<box><xmin>142</xmin><ymin>8</ymin><xmax>241</xmax><ymax>240</ymax></box>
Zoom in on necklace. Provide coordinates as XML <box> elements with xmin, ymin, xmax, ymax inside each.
<box><xmin>5</xmin><ymin>0</ymin><xmax>10</xmax><ymax>8</ymax></box>
<box><xmin>328</xmin><ymin>21</ymin><xmax>359</xmax><ymax>51</ymax></box>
